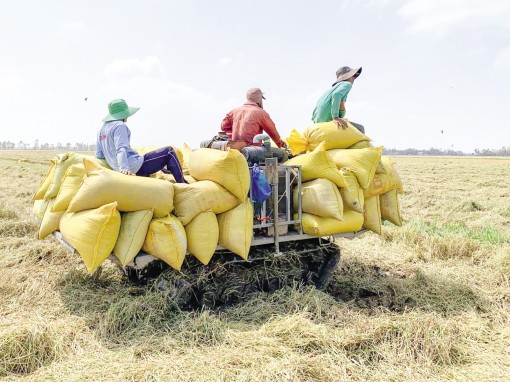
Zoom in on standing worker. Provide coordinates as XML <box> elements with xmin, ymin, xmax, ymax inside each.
<box><xmin>96</xmin><ymin>98</ymin><xmax>187</xmax><ymax>183</ymax></box>
<box><xmin>221</xmin><ymin>88</ymin><xmax>287</xmax><ymax>148</ymax></box>
<box><xmin>311</xmin><ymin>66</ymin><xmax>365</xmax><ymax>133</ymax></box>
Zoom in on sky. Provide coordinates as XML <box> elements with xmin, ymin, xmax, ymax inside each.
<box><xmin>0</xmin><ymin>0</ymin><xmax>509</xmax><ymax>153</ymax></box>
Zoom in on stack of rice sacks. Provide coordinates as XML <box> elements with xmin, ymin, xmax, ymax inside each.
<box><xmin>33</xmin><ymin>148</ymin><xmax>253</xmax><ymax>274</ymax></box>
<box><xmin>286</xmin><ymin>119</ymin><xmax>404</xmax><ymax>236</ymax></box>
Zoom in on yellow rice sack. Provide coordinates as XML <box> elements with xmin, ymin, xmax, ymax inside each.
<box><xmin>364</xmin><ymin>156</ymin><xmax>404</xmax><ymax>197</ymax></box>
<box><xmin>327</xmin><ymin>146</ymin><xmax>383</xmax><ymax>189</ymax></box>
<box><xmin>381</xmin><ymin>156</ymin><xmax>404</xmax><ymax>194</ymax></box>
<box><xmin>52</xmin><ymin>163</ymin><xmax>85</xmax><ymax>212</ymax></box>
<box><xmin>297</xmin><ymin>210</ymin><xmax>364</xmax><ymax>236</ymax></box>
<box><xmin>339</xmin><ymin>169</ymin><xmax>364</xmax><ymax>213</ymax></box>
<box><xmin>285</xmin><ymin>142</ymin><xmax>347</xmax><ymax>188</ymax></box>
<box><xmin>60</xmin><ymin>202</ymin><xmax>121</xmax><ymax>273</ymax></box>
<box><xmin>184</xmin><ymin>175</ymin><xmax>197</xmax><ymax>184</ymax></box>
<box><xmin>181</xmin><ymin>143</ymin><xmax>192</xmax><ymax>175</ymax></box>
<box><xmin>68</xmin><ymin>159</ymin><xmax>174</xmax><ymax>218</ymax></box>
<box><xmin>348</xmin><ymin>140</ymin><xmax>371</xmax><ymax>149</ymax></box>
<box><xmin>287</xmin><ymin>122</ymin><xmax>370</xmax><ymax>155</ymax></box>
<box><xmin>347</xmin><ymin>141</ymin><xmax>386</xmax><ymax>174</ymax></box>
<box><xmin>152</xmin><ymin>172</ymin><xmax>175</xmax><ymax>183</ymax></box>
<box><xmin>33</xmin><ymin>160</ymin><xmax>56</xmax><ymax>200</ymax></box>
<box><xmin>286</xmin><ymin>129</ymin><xmax>309</xmax><ymax>155</ymax></box>
<box><xmin>113</xmin><ymin>209</ymin><xmax>154</xmax><ymax>266</ymax></box>
<box><xmin>185</xmin><ymin>211</ymin><xmax>219</xmax><ymax>265</ymax></box>
<box><xmin>217</xmin><ymin>200</ymin><xmax>254</xmax><ymax>260</ymax></box>
<box><xmin>142</xmin><ymin>214</ymin><xmax>187</xmax><ymax>270</ymax></box>
<box><xmin>363</xmin><ymin>196</ymin><xmax>382</xmax><ymax>235</ymax></box>
<box><xmin>363</xmin><ymin>173</ymin><xmax>395</xmax><ymax>198</ymax></box>
<box><xmin>188</xmin><ymin>148</ymin><xmax>250</xmax><ymax>202</ymax></box>
<box><xmin>380</xmin><ymin>189</ymin><xmax>403</xmax><ymax>227</ymax></box>
<box><xmin>44</xmin><ymin>153</ymin><xmax>104</xmax><ymax>200</ymax></box>
<box><xmin>95</xmin><ymin>158</ymin><xmax>111</xmax><ymax>168</ymax></box>
<box><xmin>173</xmin><ymin>180</ymin><xmax>240</xmax><ymax>225</ymax></box>
<box><xmin>153</xmin><ymin>173</ymin><xmax>197</xmax><ymax>184</ymax></box>
<box><xmin>38</xmin><ymin>198</ymin><xmax>65</xmax><ymax>240</ymax></box>
<box><xmin>302</xmin><ymin>120</ymin><xmax>370</xmax><ymax>151</ymax></box>
<box><xmin>375</xmin><ymin>161</ymin><xmax>387</xmax><ymax>174</ymax></box>
<box><xmin>172</xmin><ymin>146</ymin><xmax>184</xmax><ymax>167</ymax></box>
<box><xmin>33</xmin><ymin>199</ymin><xmax>49</xmax><ymax>222</ymax></box>
<box><xmin>293</xmin><ymin>179</ymin><xmax>343</xmax><ymax>220</ymax></box>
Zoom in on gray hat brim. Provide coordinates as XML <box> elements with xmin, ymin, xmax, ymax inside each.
<box><xmin>332</xmin><ymin>67</ymin><xmax>362</xmax><ymax>86</ymax></box>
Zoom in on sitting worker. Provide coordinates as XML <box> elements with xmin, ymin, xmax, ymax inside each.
<box><xmin>220</xmin><ymin>88</ymin><xmax>287</xmax><ymax>148</ymax></box>
<box><xmin>311</xmin><ymin>66</ymin><xmax>365</xmax><ymax>133</ymax></box>
<box><xmin>96</xmin><ymin>98</ymin><xmax>187</xmax><ymax>183</ymax></box>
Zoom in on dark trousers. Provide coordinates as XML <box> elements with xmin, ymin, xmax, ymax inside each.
<box><xmin>136</xmin><ymin>146</ymin><xmax>187</xmax><ymax>183</ymax></box>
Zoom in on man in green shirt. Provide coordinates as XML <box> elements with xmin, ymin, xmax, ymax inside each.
<box><xmin>311</xmin><ymin>66</ymin><xmax>363</xmax><ymax>131</ymax></box>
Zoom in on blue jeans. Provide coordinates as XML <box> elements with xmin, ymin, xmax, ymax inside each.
<box><xmin>136</xmin><ymin>146</ymin><xmax>187</xmax><ymax>183</ymax></box>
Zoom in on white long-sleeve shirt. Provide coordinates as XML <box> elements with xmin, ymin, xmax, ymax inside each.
<box><xmin>95</xmin><ymin>121</ymin><xmax>143</xmax><ymax>173</ymax></box>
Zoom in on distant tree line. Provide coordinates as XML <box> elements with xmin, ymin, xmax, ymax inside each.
<box><xmin>2</xmin><ymin>140</ymin><xmax>510</xmax><ymax>156</ymax></box>
<box><xmin>0</xmin><ymin>140</ymin><xmax>96</xmax><ymax>151</ymax></box>
<box><xmin>383</xmin><ymin>147</ymin><xmax>510</xmax><ymax>156</ymax></box>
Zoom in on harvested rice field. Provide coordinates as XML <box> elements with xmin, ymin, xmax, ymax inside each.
<box><xmin>1</xmin><ymin>151</ymin><xmax>510</xmax><ymax>381</ymax></box>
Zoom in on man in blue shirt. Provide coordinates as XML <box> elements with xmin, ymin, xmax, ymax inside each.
<box><xmin>311</xmin><ymin>66</ymin><xmax>364</xmax><ymax>133</ymax></box>
<box><xmin>96</xmin><ymin>99</ymin><xmax>187</xmax><ymax>182</ymax></box>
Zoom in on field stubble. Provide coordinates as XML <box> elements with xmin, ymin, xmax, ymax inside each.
<box><xmin>1</xmin><ymin>152</ymin><xmax>510</xmax><ymax>381</ymax></box>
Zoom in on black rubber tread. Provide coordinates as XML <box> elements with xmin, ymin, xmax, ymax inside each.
<box><xmin>122</xmin><ymin>238</ymin><xmax>342</xmax><ymax>309</ymax></box>
<box><xmin>314</xmin><ymin>245</ymin><xmax>341</xmax><ymax>290</ymax></box>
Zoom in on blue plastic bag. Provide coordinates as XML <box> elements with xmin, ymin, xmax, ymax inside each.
<box><xmin>251</xmin><ymin>164</ymin><xmax>272</xmax><ymax>203</ymax></box>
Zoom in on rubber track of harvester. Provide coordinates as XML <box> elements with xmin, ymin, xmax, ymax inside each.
<box><xmin>124</xmin><ymin>238</ymin><xmax>341</xmax><ymax>310</ymax></box>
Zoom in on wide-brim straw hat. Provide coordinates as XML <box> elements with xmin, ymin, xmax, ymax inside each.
<box><xmin>102</xmin><ymin>99</ymin><xmax>140</xmax><ymax>122</ymax></box>
<box><xmin>332</xmin><ymin>66</ymin><xmax>362</xmax><ymax>86</ymax></box>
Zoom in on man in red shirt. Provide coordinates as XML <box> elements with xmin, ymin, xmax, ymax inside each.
<box><xmin>221</xmin><ymin>88</ymin><xmax>287</xmax><ymax>148</ymax></box>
